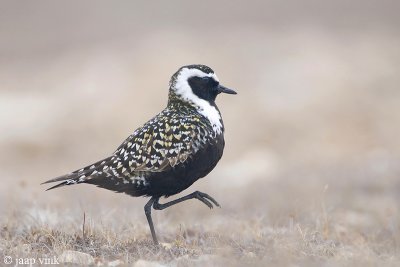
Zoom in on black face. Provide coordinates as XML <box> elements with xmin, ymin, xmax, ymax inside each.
<box><xmin>188</xmin><ymin>76</ymin><xmax>220</xmax><ymax>102</ymax></box>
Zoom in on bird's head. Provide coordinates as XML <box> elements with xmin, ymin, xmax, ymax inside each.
<box><xmin>168</xmin><ymin>64</ymin><xmax>236</xmax><ymax>106</ymax></box>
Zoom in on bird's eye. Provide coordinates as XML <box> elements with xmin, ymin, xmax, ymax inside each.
<box><xmin>202</xmin><ymin>77</ymin><xmax>219</xmax><ymax>86</ymax></box>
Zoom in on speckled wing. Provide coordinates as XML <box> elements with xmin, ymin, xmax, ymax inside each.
<box><xmin>113</xmin><ymin>111</ymin><xmax>212</xmax><ymax>175</ymax></box>
<box><xmin>42</xmin><ymin>110</ymin><xmax>213</xmax><ymax>192</ymax></box>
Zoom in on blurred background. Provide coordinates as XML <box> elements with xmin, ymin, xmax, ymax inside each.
<box><xmin>1</xmin><ymin>0</ymin><xmax>400</xmax><ymax>263</ymax></box>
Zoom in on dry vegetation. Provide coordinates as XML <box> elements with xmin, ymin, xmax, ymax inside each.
<box><xmin>2</xmin><ymin>170</ymin><xmax>400</xmax><ymax>266</ymax></box>
<box><xmin>1</xmin><ymin>1</ymin><xmax>400</xmax><ymax>266</ymax></box>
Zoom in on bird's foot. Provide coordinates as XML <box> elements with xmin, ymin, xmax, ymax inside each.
<box><xmin>193</xmin><ymin>191</ymin><xmax>220</xmax><ymax>209</ymax></box>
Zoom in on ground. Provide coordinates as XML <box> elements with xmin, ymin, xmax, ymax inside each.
<box><xmin>2</xmin><ymin>158</ymin><xmax>400</xmax><ymax>266</ymax></box>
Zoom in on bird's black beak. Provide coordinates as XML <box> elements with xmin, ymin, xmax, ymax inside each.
<box><xmin>217</xmin><ymin>84</ymin><xmax>237</xmax><ymax>95</ymax></box>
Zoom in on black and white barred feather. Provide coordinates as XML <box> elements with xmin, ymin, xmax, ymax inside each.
<box><xmin>43</xmin><ymin>101</ymin><xmax>219</xmax><ymax>196</ymax></box>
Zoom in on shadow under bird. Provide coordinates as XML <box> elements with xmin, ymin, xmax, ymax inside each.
<box><xmin>42</xmin><ymin>64</ymin><xmax>236</xmax><ymax>245</ymax></box>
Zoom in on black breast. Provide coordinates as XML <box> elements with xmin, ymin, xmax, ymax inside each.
<box><xmin>145</xmin><ymin>133</ymin><xmax>225</xmax><ymax>197</ymax></box>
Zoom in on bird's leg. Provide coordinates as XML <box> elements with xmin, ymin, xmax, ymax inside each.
<box><xmin>153</xmin><ymin>191</ymin><xmax>220</xmax><ymax>210</ymax></box>
<box><xmin>145</xmin><ymin>192</ymin><xmax>219</xmax><ymax>244</ymax></box>
<box><xmin>144</xmin><ymin>197</ymin><xmax>159</xmax><ymax>245</ymax></box>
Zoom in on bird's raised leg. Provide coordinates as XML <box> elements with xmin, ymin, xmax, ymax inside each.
<box><xmin>145</xmin><ymin>192</ymin><xmax>220</xmax><ymax>244</ymax></box>
<box><xmin>153</xmin><ymin>191</ymin><xmax>220</xmax><ymax>210</ymax></box>
<box><xmin>144</xmin><ymin>197</ymin><xmax>159</xmax><ymax>245</ymax></box>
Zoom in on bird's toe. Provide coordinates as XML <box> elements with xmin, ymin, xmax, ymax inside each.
<box><xmin>198</xmin><ymin>192</ymin><xmax>221</xmax><ymax>208</ymax></box>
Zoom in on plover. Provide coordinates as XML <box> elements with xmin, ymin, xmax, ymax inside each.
<box><xmin>43</xmin><ymin>64</ymin><xmax>236</xmax><ymax>244</ymax></box>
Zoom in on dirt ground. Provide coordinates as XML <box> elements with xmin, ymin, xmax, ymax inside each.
<box><xmin>1</xmin><ymin>1</ymin><xmax>400</xmax><ymax>266</ymax></box>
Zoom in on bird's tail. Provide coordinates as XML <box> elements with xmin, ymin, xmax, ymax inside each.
<box><xmin>41</xmin><ymin>173</ymin><xmax>81</xmax><ymax>191</ymax></box>
<box><xmin>42</xmin><ymin>156</ymin><xmax>114</xmax><ymax>191</ymax></box>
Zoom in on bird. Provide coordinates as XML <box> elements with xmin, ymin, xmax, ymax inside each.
<box><xmin>42</xmin><ymin>64</ymin><xmax>236</xmax><ymax>245</ymax></box>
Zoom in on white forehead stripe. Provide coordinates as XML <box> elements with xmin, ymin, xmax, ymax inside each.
<box><xmin>177</xmin><ymin>68</ymin><xmax>219</xmax><ymax>83</ymax></box>
<box><xmin>174</xmin><ymin>68</ymin><xmax>223</xmax><ymax>135</ymax></box>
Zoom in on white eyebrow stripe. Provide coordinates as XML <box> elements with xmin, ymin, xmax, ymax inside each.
<box><xmin>177</xmin><ymin>68</ymin><xmax>219</xmax><ymax>83</ymax></box>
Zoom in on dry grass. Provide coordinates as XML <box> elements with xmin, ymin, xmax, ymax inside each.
<box><xmin>1</xmin><ymin>165</ymin><xmax>400</xmax><ymax>266</ymax></box>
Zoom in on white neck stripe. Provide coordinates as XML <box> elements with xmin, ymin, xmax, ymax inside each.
<box><xmin>173</xmin><ymin>68</ymin><xmax>223</xmax><ymax>134</ymax></box>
